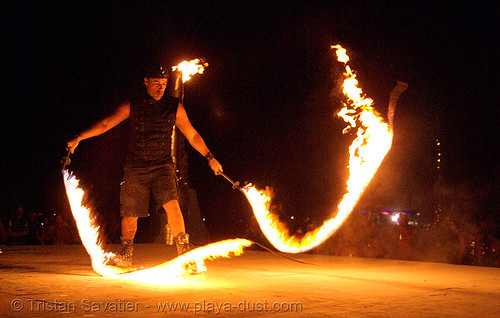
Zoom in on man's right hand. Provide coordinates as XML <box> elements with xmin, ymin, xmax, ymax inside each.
<box><xmin>66</xmin><ymin>136</ymin><xmax>81</xmax><ymax>154</ymax></box>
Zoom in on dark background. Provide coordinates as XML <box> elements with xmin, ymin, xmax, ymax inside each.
<box><xmin>3</xmin><ymin>1</ymin><xmax>497</xmax><ymax>243</ymax></box>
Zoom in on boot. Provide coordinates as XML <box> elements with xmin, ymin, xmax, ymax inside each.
<box><xmin>175</xmin><ymin>232</ymin><xmax>191</xmax><ymax>255</ymax></box>
<box><xmin>107</xmin><ymin>237</ymin><xmax>133</xmax><ymax>267</ymax></box>
<box><xmin>175</xmin><ymin>232</ymin><xmax>197</xmax><ymax>274</ymax></box>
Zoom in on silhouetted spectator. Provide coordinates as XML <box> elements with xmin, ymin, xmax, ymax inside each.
<box><xmin>7</xmin><ymin>205</ymin><xmax>29</xmax><ymax>245</ymax></box>
<box><xmin>0</xmin><ymin>218</ymin><xmax>7</xmax><ymax>245</ymax></box>
<box><xmin>462</xmin><ymin>222</ymin><xmax>486</xmax><ymax>266</ymax></box>
<box><xmin>380</xmin><ymin>222</ymin><xmax>399</xmax><ymax>259</ymax></box>
<box><xmin>397</xmin><ymin>213</ymin><xmax>411</xmax><ymax>260</ymax></box>
<box><xmin>360</xmin><ymin>220</ymin><xmax>383</xmax><ymax>258</ymax></box>
<box><xmin>484</xmin><ymin>233</ymin><xmax>500</xmax><ymax>267</ymax></box>
<box><xmin>39</xmin><ymin>214</ymin><xmax>72</xmax><ymax>245</ymax></box>
<box><xmin>335</xmin><ymin>220</ymin><xmax>362</xmax><ymax>257</ymax></box>
<box><xmin>439</xmin><ymin>219</ymin><xmax>464</xmax><ymax>264</ymax></box>
<box><xmin>26</xmin><ymin>212</ymin><xmax>44</xmax><ymax>245</ymax></box>
<box><xmin>36</xmin><ymin>215</ymin><xmax>51</xmax><ymax>243</ymax></box>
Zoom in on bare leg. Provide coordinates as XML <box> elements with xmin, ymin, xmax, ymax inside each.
<box><xmin>162</xmin><ymin>200</ymin><xmax>185</xmax><ymax>237</ymax></box>
<box><xmin>163</xmin><ymin>199</ymin><xmax>194</xmax><ymax>263</ymax></box>
<box><xmin>121</xmin><ymin>216</ymin><xmax>138</xmax><ymax>240</ymax></box>
<box><xmin>107</xmin><ymin>216</ymin><xmax>137</xmax><ymax>267</ymax></box>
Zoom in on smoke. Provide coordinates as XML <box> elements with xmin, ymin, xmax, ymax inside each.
<box><xmin>334</xmin><ymin>176</ymin><xmax>498</xmax><ymax>266</ymax></box>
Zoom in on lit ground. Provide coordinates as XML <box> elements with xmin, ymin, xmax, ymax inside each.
<box><xmin>1</xmin><ymin>244</ymin><xmax>499</xmax><ymax>317</ymax></box>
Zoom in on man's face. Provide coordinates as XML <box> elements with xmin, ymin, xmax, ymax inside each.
<box><xmin>144</xmin><ymin>78</ymin><xmax>168</xmax><ymax>100</ymax></box>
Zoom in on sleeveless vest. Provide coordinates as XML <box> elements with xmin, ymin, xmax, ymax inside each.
<box><xmin>126</xmin><ymin>94</ymin><xmax>179</xmax><ymax>166</ymax></box>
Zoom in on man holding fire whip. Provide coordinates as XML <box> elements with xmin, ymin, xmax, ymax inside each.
<box><xmin>66</xmin><ymin>65</ymin><xmax>223</xmax><ymax>268</ymax></box>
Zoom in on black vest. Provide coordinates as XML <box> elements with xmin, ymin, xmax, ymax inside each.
<box><xmin>126</xmin><ymin>94</ymin><xmax>179</xmax><ymax>166</ymax></box>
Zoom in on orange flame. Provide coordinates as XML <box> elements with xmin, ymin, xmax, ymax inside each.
<box><xmin>172</xmin><ymin>58</ymin><xmax>208</xmax><ymax>83</ymax></box>
<box><xmin>117</xmin><ymin>239</ymin><xmax>252</xmax><ymax>284</ymax></box>
<box><xmin>241</xmin><ymin>44</ymin><xmax>393</xmax><ymax>253</ymax></box>
<box><xmin>62</xmin><ymin>170</ymin><xmax>252</xmax><ymax>280</ymax></box>
<box><xmin>62</xmin><ymin>170</ymin><xmax>117</xmax><ymax>275</ymax></box>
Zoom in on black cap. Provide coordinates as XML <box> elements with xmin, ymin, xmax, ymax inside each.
<box><xmin>144</xmin><ymin>65</ymin><xmax>170</xmax><ymax>78</ymax></box>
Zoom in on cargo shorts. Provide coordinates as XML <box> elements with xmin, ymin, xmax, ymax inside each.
<box><xmin>120</xmin><ymin>164</ymin><xmax>179</xmax><ymax>218</ymax></box>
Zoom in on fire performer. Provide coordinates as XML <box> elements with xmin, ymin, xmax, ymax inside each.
<box><xmin>66</xmin><ymin>65</ymin><xmax>223</xmax><ymax>268</ymax></box>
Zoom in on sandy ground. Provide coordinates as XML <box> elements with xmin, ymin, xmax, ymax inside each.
<box><xmin>0</xmin><ymin>244</ymin><xmax>499</xmax><ymax>317</ymax></box>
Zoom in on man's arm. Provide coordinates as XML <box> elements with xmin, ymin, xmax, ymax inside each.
<box><xmin>175</xmin><ymin>103</ymin><xmax>223</xmax><ymax>175</ymax></box>
<box><xmin>66</xmin><ymin>102</ymin><xmax>130</xmax><ymax>153</ymax></box>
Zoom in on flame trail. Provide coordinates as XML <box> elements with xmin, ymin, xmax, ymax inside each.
<box><xmin>62</xmin><ymin>170</ymin><xmax>119</xmax><ymax>276</ymax></box>
<box><xmin>172</xmin><ymin>58</ymin><xmax>208</xmax><ymax>83</ymax></box>
<box><xmin>62</xmin><ymin>170</ymin><xmax>252</xmax><ymax>280</ymax></box>
<box><xmin>118</xmin><ymin>239</ymin><xmax>252</xmax><ymax>284</ymax></box>
<box><xmin>241</xmin><ymin>44</ymin><xmax>394</xmax><ymax>253</ymax></box>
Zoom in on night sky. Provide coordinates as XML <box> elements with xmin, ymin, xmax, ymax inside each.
<box><xmin>3</xmin><ymin>2</ymin><xmax>497</xmax><ymax>240</ymax></box>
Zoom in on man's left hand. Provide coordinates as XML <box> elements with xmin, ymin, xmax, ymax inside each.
<box><xmin>209</xmin><ymin>159</ymin><xmax>223</xmax><ymax>175</ymax></box>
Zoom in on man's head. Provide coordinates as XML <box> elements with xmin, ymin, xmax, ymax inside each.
<box><xmin>144</xmin><ymin>65</ymin><xmax>170</xmax><ymax>100</ymax></box>
<box><xmin>144</xmin><ymin>77</ymin><xmax>168</xmax><ymax>100</ymax></box>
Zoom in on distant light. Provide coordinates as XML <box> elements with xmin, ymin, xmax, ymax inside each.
<box><xmin>290</xmin><ymin>216</ymin><xmax>295</xmax><ymax>220</ymax></box>
<box><xmin>391</xmin><ymin>213</ymin><xmax>400</xmax><ymax>223</ymax></box>
<box><xmin>202</xmin><ymin>218</ymin><xmax>206</xmax><ymax>222</ymax></box>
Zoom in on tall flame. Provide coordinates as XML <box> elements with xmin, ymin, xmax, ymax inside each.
<box><xmin>62</xmin><ymin>170</ymin><xmax>252</xmax><ymax>281</ymax></box>
<box><xmin>241</xmin><ymin>44</ymin><xmax>394</xmax><ymax>253</ymax></box>
<box><xmin>172</xmin><ymin>58</ymin><xmax>208</xmax><ymax>83</ymax></box>
<box><xmin>62</xmin><ymin>170</ymin><xmax>118</xmax><ymax>275</ymax></box>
